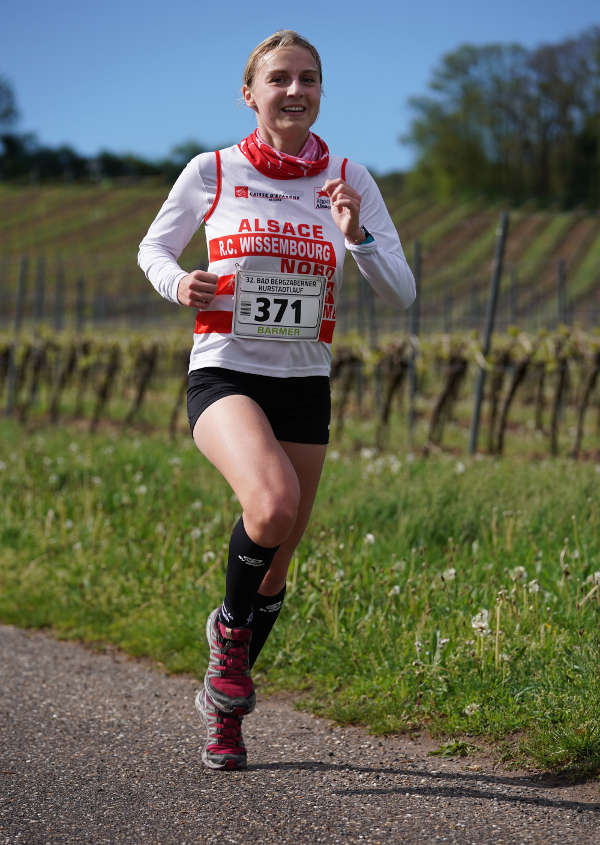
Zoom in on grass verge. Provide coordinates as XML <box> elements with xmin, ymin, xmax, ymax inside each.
<box><xmin>1</xmin><ymin>418</ymin><xmax>599</xmax><ymax>777</ymax></box>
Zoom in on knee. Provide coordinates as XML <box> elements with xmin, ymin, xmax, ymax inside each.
<box><xmin>245</xmin><ymin>487</ymin><xmax>300</xmax><ymax>548</ymax></box>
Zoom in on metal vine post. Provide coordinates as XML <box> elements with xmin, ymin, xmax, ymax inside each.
<box><xmin>468</xmin><ymin>212</ymin><xmax>509</xmax><ymax>455</ymax></box>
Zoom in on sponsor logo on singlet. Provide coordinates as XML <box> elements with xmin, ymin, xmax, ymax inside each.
<box><xmin>234</xmin><ymin>187</ymin><xmax>303</xmax><ymax>202</ymax></box>
<box><xmin>314</xmin><ymin>187</ymin><xmax>331</xmax><ymax>209</ymax></box>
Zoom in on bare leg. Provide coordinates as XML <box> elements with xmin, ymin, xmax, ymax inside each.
<box><xmin>257</xmin><ymin>440</ymin><xmax>327</xmax><ymax>596</ymax></box>
<box><xmin>193</xmin><ymin>395</ymin><xmax>302</xmax><ymax>547</ymax></box>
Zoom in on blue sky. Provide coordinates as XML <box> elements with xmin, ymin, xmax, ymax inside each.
<box><xmin>2</xmin><ymin>0</ymin><xmax>598</xmax><ymax>174</ymax></box>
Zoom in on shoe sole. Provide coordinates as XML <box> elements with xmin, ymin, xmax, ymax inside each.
<box><xmin>204</xmin><ymin>608</ymin><xmax>256</xmax><ymax>715</ymax></box>
<box><xmin>195</xmin><ymin>690</ymin><xmax>247</xmax><ymax>771</ymax></box>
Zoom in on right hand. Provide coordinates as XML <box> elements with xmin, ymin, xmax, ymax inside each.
<box><xmin>177</xmin><ymin>270</ymin><xmax>219</xmax><ymax>308</ymax></box>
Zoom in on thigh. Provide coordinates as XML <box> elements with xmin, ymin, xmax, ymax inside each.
<box><xmin>192</xmin><ymin>394</ymin><xmax>300</xmax><ymax>515</ymax></box>
<box><xmin>279</xmin><ymin>440</ymin><xmax>327</xmax><ymax>542</ymax></box>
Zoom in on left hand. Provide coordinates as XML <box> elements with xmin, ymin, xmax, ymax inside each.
<box><xmin>321</xmin><ymin>178</ymin><xmax>365</xmax><ymax>244</ymax></box>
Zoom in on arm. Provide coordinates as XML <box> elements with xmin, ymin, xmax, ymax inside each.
<box><xmin>137</xmin><ymin>154</ymin><xmax>217</xmax><ymax>305</ymax></box>
<box><xmin>322</xmin><ymin>163</ymin><xmax>416</xmax><ymax>309</ymax></box>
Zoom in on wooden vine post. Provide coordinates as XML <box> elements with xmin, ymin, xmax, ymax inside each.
<box><xmin>4</xmin><ymin>257</ymin><xmax>28</xmax><ymax>417</ymax></box>
<box><xmin>468</xmin><ymin>212</ymin><xmax>509</xmax><ymax>455</ymax></box>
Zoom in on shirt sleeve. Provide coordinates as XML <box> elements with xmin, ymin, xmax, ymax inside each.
<box><xmin>137</xmin><ymin>153</ymin><xmax>216</xmax><ymax>304</ymax></box>
<box><xmin>343</xmin><ymin>161</ymin><xmax>416</xmax><ymax>310</ymax></box>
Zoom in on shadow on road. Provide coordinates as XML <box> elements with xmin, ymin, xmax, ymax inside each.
<box><xmin>251</xmin><ymin>761</ymin><xmax>600</xmax><ymax>813</ymax></box>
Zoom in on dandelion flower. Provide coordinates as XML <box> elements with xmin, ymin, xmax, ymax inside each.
<box><xmin>364</xmin><ymin>533</ymin><xmax>375</xmax><ymax>545</ymax></box>
<box><xmin>471</xmin><ymin>609</ymin><xmax>490</xmax><ymax>636</ymax></box>
<box><xmin>190</xmin><ymin>527</ymin><xmax>202</xmax><ymax>540</ymax></box>
<box><xmin>191</xmin><ymin>500</ymin><xmax>202</xmax><ymax>510</ymax></box>
<box><xmin>136</xmin><ymin>485</ymin><xmax>148</xmax><ymax>496</ymax></box>
<box><xmin>0</xmin><ymin>461</ymin><xmax>6</xmax><ymax>471</ymax></box>
<box><xmin>455</xmin><ymin>461</ymin><xmax>466</xmax><ymax>474</ymax></box>
<box><xmin>442</xmin><ymin>567</ymin><xmax>456</xmax><ymax>582</ymax></box>
<box><xmin>464</xmin><ymin>703</ymin><xmax>480</xmax><ymax>716</ymax></box>
<box><xmin>202</xmin><ymin>550</ymin><xmax>216</xmax><ymax>563</ymax></box>
<box><xmin>510</xmin><ymin>565</ymin><xmax>527</xmax><ymax>582</ymax></box>
<box><xmin>389</xmin><ymin>584</ymin><xmax>401</xmax><ymax>596</ymax></box>
<box><xmin>387</xmin><ymin>456</ymin><xmax>402</xmax><ymax>473</ymax></box>
<box><xmin>528</xmin><ymin>579</ymin><xmax>540</xmax><ymax>594</ymax></box>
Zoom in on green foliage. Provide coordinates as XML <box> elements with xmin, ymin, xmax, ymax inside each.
<box><xmin>403</xmin><ymin>28</ymin><xmax>600</xmax><ymax>208</ymax></box>
<box><xmin>1</xmin><ymin>419</ymin><xmax>600</xmax><ymax>775</ymax></box>
<box><xmin>0</xmin><ymin>75</ymin><xmax>18</xmax><ymax>128</ymax></box>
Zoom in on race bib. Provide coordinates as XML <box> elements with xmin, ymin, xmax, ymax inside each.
<box><xmin>233</xmin><ymin>270</ymin><xmax>326</xmax><ymax>341</ymax></box>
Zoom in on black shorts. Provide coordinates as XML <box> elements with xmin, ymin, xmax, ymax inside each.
<box><xmin>187</xmin><ymin>367</ymin><xmax>331</xmax><ymax>445</ymax></box>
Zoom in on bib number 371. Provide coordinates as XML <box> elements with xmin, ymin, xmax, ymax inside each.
<box><xmin>233</xmin><ymin>270</ymin><xmax>326</xmax><ymax>341</ymax></box>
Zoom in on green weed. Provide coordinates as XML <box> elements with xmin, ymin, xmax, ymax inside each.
<box><xmin>1</xmin><ymin>418</ymin><xmax>599</xmax><ymax>776</ymax></box>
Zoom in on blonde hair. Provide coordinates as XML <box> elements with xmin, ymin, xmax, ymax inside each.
<box><xmin>243</xmin><ymin>30</ymin><xmax>323</xmax><ymax>88</ymax></box>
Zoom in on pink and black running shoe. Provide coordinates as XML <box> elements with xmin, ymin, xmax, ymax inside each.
<box><xmin>204</xmin><ymin>607</ymin><xmax>256</xmax><ymax>715</ymax></box>
<box><xmin>195</xmin><ymin>688</ymin><xmax>247</xmax><ymax>770</ymax></box>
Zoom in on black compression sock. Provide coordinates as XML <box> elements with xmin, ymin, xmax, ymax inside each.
<box><xmin>220</xmin><ymin>516</ymin><xmax>279</xmax><ymax>629</ymax></box>
<box><xmin>248</xmin><ymin>585</ymin><xmax>286</xmax><ymax>669</ymax></box>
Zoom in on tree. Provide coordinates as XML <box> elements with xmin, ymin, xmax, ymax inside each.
<box><xmin>403</xmin><ymin>27</ymin><xmax>600</xmax><ymax>207</ymax></box>
<box><xmin>0</xmin><ymin>76</ymin><xmax>18</xmax><ymax>128</ymax></box>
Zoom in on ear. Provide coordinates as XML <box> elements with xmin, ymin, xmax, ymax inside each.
<box><xmin>242</xmin><ymin>85</ymin><xmax>257</xmax><ymax>112</ymax></box>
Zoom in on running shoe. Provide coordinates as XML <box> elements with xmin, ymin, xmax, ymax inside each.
<box><xmin>195</xmin><ymin>688</ymin><xmax>247</xmax><ymax>770</ymax></box>
<box><xmin>204</xmin><ymin>607</ymin><xmax>256</xmax><ymax>714</ymax></box>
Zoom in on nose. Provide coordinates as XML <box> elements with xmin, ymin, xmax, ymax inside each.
<box><xmin>286</xmin><ymin>77</ymin><xmax>302</xmax><ymax>96</ymax></box>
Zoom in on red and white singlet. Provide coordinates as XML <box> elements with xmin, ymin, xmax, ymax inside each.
<box><xmin>138</xmin><ymin>144</ymin><xmax>415</xmax><ymax>377</ymax></box>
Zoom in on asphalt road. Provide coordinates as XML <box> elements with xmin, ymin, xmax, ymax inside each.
<box><xmin>1</xmin><ymin>624</ymin><xmax>599</xmax><ymax>844</ymax></box>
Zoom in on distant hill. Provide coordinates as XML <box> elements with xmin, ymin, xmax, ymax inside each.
<box><xmin>1</xmin><ymin>183</ymin><xmax>599</xmax><ymax>333</ymax></box>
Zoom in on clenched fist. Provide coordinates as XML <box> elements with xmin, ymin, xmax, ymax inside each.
<box><xmin>177</xmin><ymin>269</ymin><xmax>219</xmax><ymax>308</ymax></box>
<box><xmin>320</xmin><ymin>178</ymin><xmax>365</xmax><ymax>244</ymax></box>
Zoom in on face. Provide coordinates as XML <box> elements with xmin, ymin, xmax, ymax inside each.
<box><xmin>243</xmin><ymin>46</ymin><xmax>321</xmax><ymax>152</ymax></box>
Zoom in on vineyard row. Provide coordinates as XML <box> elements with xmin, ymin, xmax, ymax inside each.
<box><xmin>2</xmin><ymin>328</ymin><xmax>600</xmax><ymax>458</ymax></box>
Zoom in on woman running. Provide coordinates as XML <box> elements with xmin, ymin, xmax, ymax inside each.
<box><xmin>138</xmin><ymin>29</ymin><xmax>415</xmax><ymax>771</ymax></box>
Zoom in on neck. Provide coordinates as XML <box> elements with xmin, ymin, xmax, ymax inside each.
<box><xmin>256</xmin><ymin>126</ymin><xmax>310</xmax><ymax>157</ymax></box>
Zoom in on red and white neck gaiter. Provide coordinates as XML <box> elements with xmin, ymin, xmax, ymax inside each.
<box><xmin>238</xmin><ymin>129</ymin><xmax>329</xmax><ymax>180</ymax></box>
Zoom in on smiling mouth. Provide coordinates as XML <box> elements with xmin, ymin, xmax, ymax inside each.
<box><xmin>282</xmin><ymin>105</ymin><xmax>306</xmax><ymax>113</ymax></box>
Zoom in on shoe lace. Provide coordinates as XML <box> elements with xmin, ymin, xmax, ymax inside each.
<box><xmin>214</xmin><ymin>712</ymin><xmax>244</xmax><ymax>749</ymax></box>
<box><xmin>216</xmin><ymin>636</ymin><xmax>249</xmax><ymax>676</ymax></box>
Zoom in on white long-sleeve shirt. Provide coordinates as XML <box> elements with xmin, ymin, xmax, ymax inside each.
<box><xmin>138</xmin><ymin>144</ymin><xmax>415</xmax><ymax>377</ymax></box>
